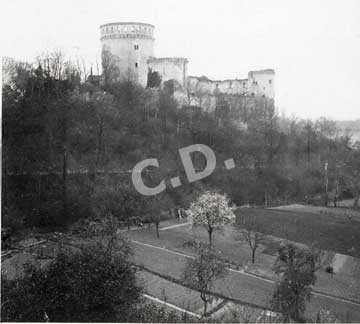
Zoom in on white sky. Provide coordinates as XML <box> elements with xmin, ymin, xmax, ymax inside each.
<box><xmin>1</xmin><ymin>0</ymin><xmax>360</xmax><ymax>120</ymax></box>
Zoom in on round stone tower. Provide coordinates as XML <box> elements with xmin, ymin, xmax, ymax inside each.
<box><xmin>100</xmin><ymin>22</ymin><xmax>155</xmax><ymax>87</ymax></box>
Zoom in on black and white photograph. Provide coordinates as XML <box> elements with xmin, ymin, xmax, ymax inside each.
<box><xmin>1</xmin><ymin>0</ymin><xmax>360</xmax><ymax>322</ymax></box>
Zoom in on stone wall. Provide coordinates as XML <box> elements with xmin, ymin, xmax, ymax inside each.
<box><xmin>187</xmin><ymin>69</ymin><xmax>275</xmax><ymax>99</ymax></box>
<box><xmin>187</xmin><ymin>76</ymin><xmax>248</xmax><ymax>96</ymax></box>
<box><xmin>147</xmin><ymin>57</ymin><xmax>188</xmax><ymax>89</ymax></box>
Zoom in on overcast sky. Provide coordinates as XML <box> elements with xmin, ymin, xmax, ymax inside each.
<box><xmin>1</xmin><ymin>0</ymin><xmax>360</xmax><ymax>120</ymax></box>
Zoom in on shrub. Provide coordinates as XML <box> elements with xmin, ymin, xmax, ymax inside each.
<box><xmin>1</xmin><ymin>246</ymin><xmax>142</xmax><ymax>322</ymax></box>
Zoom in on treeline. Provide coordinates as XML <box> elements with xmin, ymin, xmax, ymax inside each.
<box><xmin>2</xmin><ymin>53</ymin><xmax>360</xmax><ymax>230</ymax></box>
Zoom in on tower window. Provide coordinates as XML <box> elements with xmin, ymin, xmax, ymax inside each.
<box><xmin>134</xmin><ymin>44</ymin><xmax>139</xmax><ymax>50</ymax></box>
<box><xmin>269</xmin><ymin>79</ymin><xmax>272</xmax><ymax>84</ymax></box>
<box><xmin>135</xmin><ymin>63</ymin><xmax>138</xmax><ymax>68</ymax></box>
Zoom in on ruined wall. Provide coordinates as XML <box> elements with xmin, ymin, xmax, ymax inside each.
<box><xmin>187</xmin><ymin>76</ymin><xmax>249</xmax><ymax>96</ymax></box>
<box><xmin>147</xmin><ymin>57</ymin><xmax>188</xmax><ymax>89</ymax></box>
<box><xmin>247</xmin><ymin>69</ymin><xmax>275</xmax><ymax>98</ymax></box>
<box><xmin>100</xmin><ymin>22</ymin><xmax>155</xmax><ymax>87</ymax></box>
<box><xmin>187</xmin><ymin>69</ymin><xmax>274</xmax><ymax>99</ymax></box>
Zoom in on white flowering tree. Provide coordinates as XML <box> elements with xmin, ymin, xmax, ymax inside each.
<box><xmin>187</xmin><ymin>192</ymin><xmax>235</xmax><ymax>246</ymax></box>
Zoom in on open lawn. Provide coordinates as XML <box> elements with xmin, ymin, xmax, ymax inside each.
<box><xmin>270</xmin><ymin>204</ymin><xmax>360</xmax><ymax>221</ymax></box>
<box><xmin>236</xmin><ymin>208</ymin><xmax>360</xmax><ymax>257</ymax></box>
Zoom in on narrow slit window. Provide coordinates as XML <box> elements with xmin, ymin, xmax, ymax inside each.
<box><xmin>135</xmin><ymin>63</ymin><xmax>138</xmax><ymax>68</ymax></box>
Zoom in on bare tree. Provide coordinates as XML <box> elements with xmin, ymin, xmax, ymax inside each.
<box><xmin>86</xmin><ymin>213</ymin><xmax>131</xmax><ymax>259</ymax></box>
<box><xmin>183</xmin><ymin>243</ymin><xmax>227</xmax><ymax>317</ymax></box>
<box><xmin>239</xmin><ymin>215</ymin><xmax>265</xmax><ymax>264</ymax></box>
<box><xmin>101</xmin><ymin>48</ymin><xmax>120</xmax><ymax>88</ymax></box>
<box><xmin>143</xmin><ymin>193</ymin><xmax>173</xmax><ymax>238</ymax></box>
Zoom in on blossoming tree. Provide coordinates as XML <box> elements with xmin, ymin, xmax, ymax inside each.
<box><xmin>187</xmin><ymin>191</ymin><xmax>235</xmax><ymax>246</ymax></box>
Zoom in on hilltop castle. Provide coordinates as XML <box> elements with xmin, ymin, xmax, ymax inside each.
<box><xmin>100</xmin><ymin>22</ymin><xmax>275</xmax><ymax>104</ymax></box>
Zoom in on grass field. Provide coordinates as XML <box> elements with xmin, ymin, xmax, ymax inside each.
<box><xmin>236</xmin><ymin>208</ymin><xmax>360</xmax><ymax>257</ymax></box>
<box><xmin>270</xmin><ymin>204</ymin><xmax>360</xmax><ymax>221</ymax></box>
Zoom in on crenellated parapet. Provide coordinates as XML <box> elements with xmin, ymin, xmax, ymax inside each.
<box><xmin>147</xmin><ymin>57</ymin><xmax>188</xmax><ymax>65</ymax></box>
<box><xmin>100</xmin><ymin>22</ymin><xmax>155</xmax><ymax>41</ymax></box>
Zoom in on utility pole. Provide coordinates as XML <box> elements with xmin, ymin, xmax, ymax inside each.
<box><xmin>324</xmin><ymin>161</ymin><xmax>329</xmax><ymax>207</ymax></box>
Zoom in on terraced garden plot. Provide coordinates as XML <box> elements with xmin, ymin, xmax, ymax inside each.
<box><xmin>137</xmin><ymin>270</ymin><xmax>205</xmax><ymax>313</ymax></box>
<box><xmin>129</xmin><ymin>230</ymin><xmax>360</xmax><ymax>322</ymax></box>
<box><xmin>127</xmin><ymin>219</ymin><xmax>360</xmax><ymax>302</ymax></box>
<box><xmin>128</xmin><ymin>223</ymin><xmax>275</xmax><ymax>269</ymax></box>
<box><xmin>131</xmin><ymin>240</ymin><xmax>274</xmax><ymax>308</ymax></box>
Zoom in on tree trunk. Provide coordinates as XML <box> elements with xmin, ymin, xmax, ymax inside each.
<box><xmin>95</xmin><ymin>117</ymin><xmax>104</xmax><ymax>171</ymax></box>
<box><xmin>354</xmin><ymin>195</ymin><xmax>360</xmax><ymax>208</ymax></box>
<box><xmin>294</xmin><ymin>306</ymin><xmax>300</xmax><ymax>322</ymax></box>
<box><xmin>156</xmin><ymin>223</ymin><xmax>160</xmax><ymax>238</ymax></box>
<box><xmin>324</xmin><ymin>194</ymin><xmax>328</xmax><ymax>207</ymax></box>
<box><xmin>208</xmin><ymin>227</ymin><xmax>213</xmax><ymax>246</ymax></box>
<box><xmin>252</xmin><ymin>248</ymin><xmax>256</xmax><ymax>264</ymax></box>
<box><xmin>293</xmin><ymin>295</ymin><xmax>301</xmax><ymax>322</ymax></box>
<box><xmin>62</xmin><ymin>149</ymin><xmax>67</xmax><ymax>219</ymax></box>
<box><xmin>265</xmin><ymin>190</ymin><xmax>268</xmax><ymax>208</ymax></box>
<box><xmin>203</xmin><ymin>299</ymin><xmax>207</xmax><ymax>317</ymax></box>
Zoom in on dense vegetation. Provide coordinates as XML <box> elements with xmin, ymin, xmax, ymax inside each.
<box><xmin>1</xmin><ymin>248</ymin><xmax>142</xmax><ymax>322</ymax></box>
<box><xmin>2</xmin><ymin>54</ymin><xmax>360</xmax><ymax>232</ymax></box>
<box><xmin>1</xmin><ymin>219</ymin><xmax>193</xmax><ymax>323</ymax></box>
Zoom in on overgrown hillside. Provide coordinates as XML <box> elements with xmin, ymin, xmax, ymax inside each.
<box><xmin>2</xmin><ymin>55</ymin><xmax>360</xmax><ymax>231</ymax></box>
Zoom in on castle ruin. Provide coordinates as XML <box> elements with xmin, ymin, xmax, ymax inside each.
<box><xmin>100</xmin><ymin>22</ymin><xmax>275</xmax><ymax>107</ymax></box>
